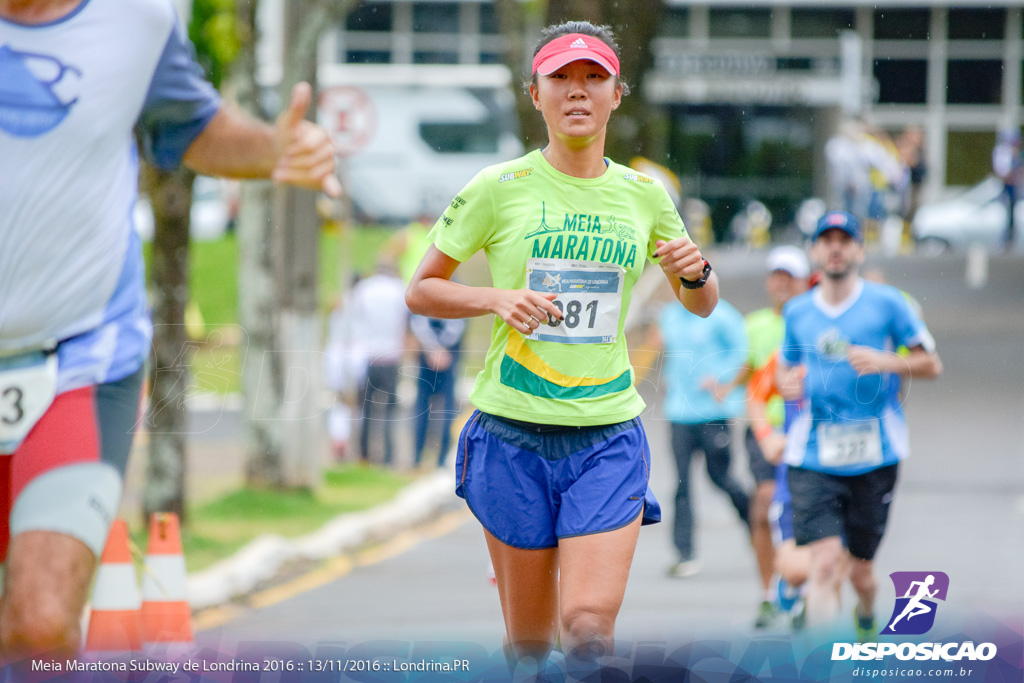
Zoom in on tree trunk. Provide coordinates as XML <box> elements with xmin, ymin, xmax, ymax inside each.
<box><xmin>231</xmin><ymin>0</ymin><xmax>289</xmax><ymax>488</ymax></box>
<box><xmin>143</xmin><ymin>164</ymin><xmax>195</xmax><ymax>523</ymax></box>
<box><xmin>497</xmin><ymin>0</ymin><xmax>546</xmax><ymax>151</ymax></box>
<box><xmin>602</xmin><ymin>0</ymin><xmax>666</xmax><ymax>163</ymax></box>
<box><xmin>238</xmin><ymin>180</ymin><xmax>287</xmax><ymax>487</ymax></box>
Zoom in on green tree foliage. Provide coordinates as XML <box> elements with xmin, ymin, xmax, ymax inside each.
<box><xmin>189</xmin><ymin>0</ymin><xmax>244</xmax><ymax>89</ymax></box>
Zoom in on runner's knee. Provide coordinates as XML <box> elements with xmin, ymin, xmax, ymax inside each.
<box><xmin>848</xmin><ymin>563</ymin><xmax>876</xmax><ymax>593</ymax></box>
<box><xmin>2</xmin><ymin>590</ymin><xmax>81</xmax><ymax>656</ymax></box>
<box><xmin>777</xmin><ymin>548</ymin><xmax>810</xmax><ymax>586</ymax></box>
<box><xmin>751</xmin><ymin>485</ymin><xmax>773</xmax><ymax>525</ymax></box>
<box><xmin>561</xmin><ymin>606</ymin><xmax>613</xmax><ymax>657</ymax></box>
<box><xmin>812</xmin><ymin>547</ymin><xmax>846</xmax><ymax>585</ymax></box>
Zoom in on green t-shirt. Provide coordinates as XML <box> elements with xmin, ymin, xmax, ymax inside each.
<box><xmin>745</xmin><ymin>307</ymin><xmax>785</xmax><ymax>426</ymax></box>
<box><xmin>429</xmin><ymin>149</ymin><xmax>687</xmax><ymax>425</ymax></box>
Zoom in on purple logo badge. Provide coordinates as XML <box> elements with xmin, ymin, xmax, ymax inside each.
<box><xmin>880</xmin><ymin>571</ymin><xmax>949</xmax><ymax>635</ymax></box>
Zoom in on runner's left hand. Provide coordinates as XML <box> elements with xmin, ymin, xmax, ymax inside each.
<box><xmin>655</xmin><ymin>237</ymin><xmax>705</xmax><ymax>282</ymax></box>
<box><xmin>273</xmin><ymin>82</ymin><xmax>343</xmax><ymax>197</ymax></box>
<box><xmin>847</xmin><ymin>346</ymin><xmax>904</xmax><ymax>375</ymax></box>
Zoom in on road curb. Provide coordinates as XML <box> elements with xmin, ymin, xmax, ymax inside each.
<box><xmin>187</xmin><ymin>468</ymin><xmax>455</xmax><ymax>611</ymax></box>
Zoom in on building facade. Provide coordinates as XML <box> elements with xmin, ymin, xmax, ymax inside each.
<box><xmin>320</xmin><ymin>1</ymin><xmax>1024</xmax><ymax>232</ymax></box>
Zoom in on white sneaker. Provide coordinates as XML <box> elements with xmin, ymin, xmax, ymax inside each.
<box><xmin>667</xmin><ymin>559</ymin><xmax>701</xmax><ymax>578</ymax></box>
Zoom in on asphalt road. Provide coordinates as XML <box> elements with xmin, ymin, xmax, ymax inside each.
<box><xmin>195</xmin><ymin>249</ymin><xmax>1024</xmax><ymax>670</ymax></box>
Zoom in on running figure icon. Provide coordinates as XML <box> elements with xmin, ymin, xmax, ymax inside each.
<box><xmin>887</xmin><ymin>574</ymin><xmax>939</xmax><ymax>630</ymax></box>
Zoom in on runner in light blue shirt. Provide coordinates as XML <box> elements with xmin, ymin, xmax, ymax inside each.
<box><xmin>657</xmin><ymin>298</ymin><xmax>750</xmax><ymax>578</ymax></box>
<box><xmin>776</xmin><ymin>210</ymin><xmax>941</xmax><ymax>639</ymax></box>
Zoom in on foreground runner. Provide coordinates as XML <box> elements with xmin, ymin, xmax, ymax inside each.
<box><xmin>405</xmin><ymin>20</ymin><xmax>717</xmax><ymax>674</ymax></box>
<box><xmin>777</xmin><ymin>211</ymin><xmax>942</xmax><ymax>637</ymax></box>
<box><xmin>0</xmin><ymin>0</ymin><xmax>338</xmax><ymax>658</ymax></box>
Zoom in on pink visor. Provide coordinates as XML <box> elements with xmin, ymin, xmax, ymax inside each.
<box><xmin>532</xmin><ymin>33</ymin><xmax>620</xmax><ymax>77</ymax></box>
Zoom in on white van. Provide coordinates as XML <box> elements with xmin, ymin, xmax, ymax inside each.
<box><xmin>316</xmin><ymin>64</ymin><xmax>524</xmax><ymax>225</ymax></box>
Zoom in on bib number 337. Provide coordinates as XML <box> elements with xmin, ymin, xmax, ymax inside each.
<box><xmin>526</xmin><ymin>258</ymin><xmax>624</xmax><ymax>345</ymax></box>
<box><xmin>817</xmin><ymin>420</ymin><xmax>883</xmax><ymax>468</ymax></box>
<box><xmin>0</xmin><ymin>351</ymin><xmax>58</xmax><ymax>455</ymax></box>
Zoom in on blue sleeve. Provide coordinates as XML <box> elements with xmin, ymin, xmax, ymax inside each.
<box><xmin>780</xmin><ymin>303</ymin><xmax>801</xmax><ymax>366</ymax></box>
<box><xmin>657</xmin><ymin>304</ymin><xmax>670</xmax><ymax>335</ymax></box>
<box><xmin>137</xmin><ymin>18</ymin><xmax>221</xmax><ymax>170</ymax></box>
<box><xmin>890</xmin><ymin>291</ymin><xmax>936</xmax><ymax>352</ymax></box>
<box><xmin>720</xmin><ymin>307</ymin><xmax>749</xmax><ymax>380</ymax></box>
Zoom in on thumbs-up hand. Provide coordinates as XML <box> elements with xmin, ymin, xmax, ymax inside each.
<box><xmin>273</xmin><ymin>82</ymin><xmax>343</xmax><ymax>197</ymax></box>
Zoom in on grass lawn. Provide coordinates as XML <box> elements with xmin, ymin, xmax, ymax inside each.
<box><xmin>131</xmin><ymin>464</ymin><xmax>416</xmax><ymax>573</ymax></box>
<box><xmin>184</xmin><ymin>224</ymin><xmax>396</xmax><ymax>328</ymax></box>
<box><xmin>143</xmin><ymin>224</ymin><xmax>397</xmax><ymax>395</ymax></box>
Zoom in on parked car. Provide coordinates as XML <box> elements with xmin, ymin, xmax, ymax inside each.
<box><xmin>912</xmin><ymin>177</ymin><xmax>1021</xmax><ymax>254</ymax></box>
<box><xmin>133</xmin><ymin>175</ymin><xmax>238</xmax><ymax>242</ymax></box>
<box><xmin>317</xmin><ymin>64</ymin><xmax>524</xmax><ymax>225</ymax></box>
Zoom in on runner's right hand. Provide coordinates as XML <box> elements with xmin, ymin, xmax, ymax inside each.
<box><xmin>759</xmin><ymin>432</ymin><xmax>787</xmax><ymax>465</ymax></box>
<box><xmin>490</xmin><ymin>289</ymin><xmax>564</xmax><ymax>336</ymax></box>
<box><xmin>777</xmin><ymin>364</ymin><xmax>806</xmax><ymax>401</ymax></box>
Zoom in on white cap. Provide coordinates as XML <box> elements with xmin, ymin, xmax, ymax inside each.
<box><xmin>765</xmin><ymin>246</ymin><xmax>809</xmax><ymax>279</ymax></box>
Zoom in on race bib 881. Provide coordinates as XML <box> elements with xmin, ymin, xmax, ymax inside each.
<box><xmin>526</xmin><ymin>258</ymin><xmax>624</xmax><ymax>345</ymax></box>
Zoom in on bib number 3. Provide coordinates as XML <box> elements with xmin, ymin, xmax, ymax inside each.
<box><xmin>0</xmin><ymin>351</ymin><xmax>58</xmax><ymax>455</ymax></box>
<box><xmin>526</xmin><ymin>259</ymin><xmax>625</xmax><ymax>345</ymax></box>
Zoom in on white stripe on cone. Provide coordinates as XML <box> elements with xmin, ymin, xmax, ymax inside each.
<box><xmin>141</xmin><ymin>555</ymin><xmax>189</xmax><ymax>601</ymax></box>
<box><xmin>92</xmin><ymin>564</ymin><xmax>141</xmax><ymax>611</ymax></box>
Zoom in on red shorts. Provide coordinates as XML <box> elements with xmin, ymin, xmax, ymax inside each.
<box><xmin>0</xmin><ymin>367</ymin><xmax>143</xmax><ymax>559</ymax></box>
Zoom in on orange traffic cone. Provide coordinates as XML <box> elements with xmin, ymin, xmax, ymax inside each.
<box><xmin>84</xmin><ymin>519</ymin><xmax>142</xmax><ymax>652</ymax></box>
<box><xmin>140</xmin><ymin>513</ymin><xmax>193</xmax><ymax>648</ymax></box>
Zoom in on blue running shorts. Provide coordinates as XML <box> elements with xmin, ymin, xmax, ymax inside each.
<box><xmin>768</xmin><ymin>498</ymin><xmax>794</xmax><ymax>546</ymax></box>
<box><xmin>455</xmin><ymin>411</ymin><xmax>661</xmax><ymax>549</ymax></box>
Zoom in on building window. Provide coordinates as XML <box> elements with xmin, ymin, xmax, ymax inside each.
<box><xmin>480</xmin><ymin>3</ymin><xmax>499</xmax><ymax>34</ymax></box>
<box><xmin>345</xmin><ymin>2</ymin><xmax>392</xmax><ymax>32</ymax></box>
<box><xmin>873</xmin><ymin>60</ymin><xmax>927</xmax><ymax>104</ymax></box>
<box><xmin>791</xmin><ymin>8</ymin><xmax>856</xmax><ymax>39</ymax></box>
<box><xmin>709</xmin><ymin>8</ymin><xmax>772</xmax><ymax>39</ymax></box>
<box><xmin>658</xmin><ymin>7</ymin><xmax>690</xmax><ymax>38</ymax></box>
<box><xmin>420</xmin><ymin>122</ymin><xmax>500</xmax><ymax>154</ymax></box>
<box><xmin>776</xmin><ymin>57</ymin><xmax>815</xmax><ymax>71</ymax></box>
<box><xmin>947</xmin><ymin>60</ymin><xmax>1003</xmax><ymax>104</ymax></box>
<box><xmin>346</xmin><ymin>50</ymin><xmax>391</xmax><ymax>64</ymax></box>
<box><xmin>948</xmin><ymin>8</ymin><xmax>1005</xmax><ymax>40</ymax></box>
<box><xmin>413</xmin><ymin>2</ymin><xmax>460</xmax><ymax>33</ymax></box>
<box><xmin>413</xmin><ymin>51</ymin><xmax>459</xmax><ymax>64</ymax></box>
<box><xmin>873</xmin><ymin>9</ymin><xmax>930</xmax><ymax>40</ymax></box>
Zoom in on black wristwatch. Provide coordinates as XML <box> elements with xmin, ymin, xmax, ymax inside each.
<box><xmin>679</xmin><ymin>259</ymin><xmax>712</xmax><ymax>289</ymax></box>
